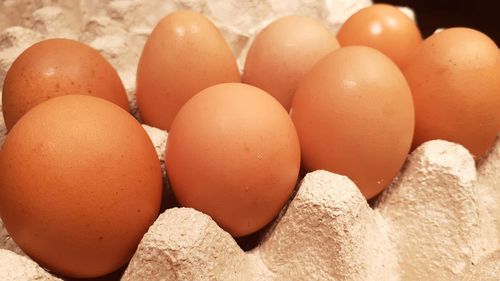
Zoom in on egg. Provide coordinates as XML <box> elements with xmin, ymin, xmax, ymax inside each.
<box><xmin>243</xmin><ymin>15</ymin><xmax>340</xmax><ymax>110</ymax></box>
<box><xmin>2</xmin><ymin>38</ymin><xmax>129</xmax><ymax>130</ymax></box>
<box><xmin>336</xmin><ymin>4</ymin><xmax>422</xmax><ymax>68</ymax></box>
<box><xmin>402</xmin><ymin>27</ymin><xmax>500</xmax><ymax>157</ymax></box>
<box><xmin>0</xmin><ymin>95</ymin><xmax>162</xmax><ymax>278</ymax></box>
<box><xmin>165</xmin><ymin>83</ymin><xmax>301</xmax><ymax>237</ymax></box>
<box><xmin>136</xmin><ymin>10</ymin><xmax>240</xmax><ymax>131</ymax></box>
<box><xmin>291</xmin><ymin>46</ymin><xmax>414</xmax><ymax>199</ymax></box>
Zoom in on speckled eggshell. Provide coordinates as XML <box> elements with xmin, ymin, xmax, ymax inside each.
<box><xmin>2</xmin><ymin>38</ymin><xmax>129</xmax><ymax>130</ymax></box>
<box><xmin>402</xmin><ymin>27</ymin><xmax>500</xmax><ymax>157</ymax></box>
<box><xmin>0</xmin><ymin>95</ymin><xmax>162</xmax><ymax>278</ymax></box>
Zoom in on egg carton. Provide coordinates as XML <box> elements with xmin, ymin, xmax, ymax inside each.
<box><xmin>0</xmin><ymin>1</ymin><xmax>499</xmax><ymax>280</ymax></box>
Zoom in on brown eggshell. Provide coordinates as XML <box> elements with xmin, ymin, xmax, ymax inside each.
<box><xmin>337</xmin><ymin>4</ymin><xmax>422</xmax><ymax>68</ymax></box>
<box><xmin>136</xmin><ymin>10</ymin><xmax>241</xmax><ymax>131</ymax></box>
<box><xmin>165</xmin><ymin>83</ymin><xmax>301</xmax><ymax>237</ymax></box>
<box><xmin>291</xmin><ymin>46</ymin><xmax>415</xmax><ymax>199</ymax></box>
<box><xmin>402</xmin><ymin>27</ymin><xmax>500</xmax><ymax>157</ymax></box>
<box><xmin>0</xmin><ymin>95</ymin><xmax>162</xmax><ymax>278</ymax></box>
<box><xmin>2</xmin><ymin>38</ymin><xmax>129</xmax><ymax>130</ymax></box>
<box><xmin>243</xmin><ymin>15</ymin><xmax>340</xmax><ymax>110</ymax></box>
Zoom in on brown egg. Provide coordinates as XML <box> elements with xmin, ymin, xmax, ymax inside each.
<box><xmin>337</xmin><ymin>4</ymin><xmax>422</xmax><ymax>68</ymax></box>
<box><xmin>166</xmin><ymin>83</ymin><xmax>300</xmax><ymax>237</ymax></box>
<box><xmin>2</xmin><ymin>38</ymin><xmax>129</xmax><ymax>130</ymax></box>
<box><xmin>243</xmin><ymin>15</ymin><xmax>340</xmax><ymax>110</ymax></box>
<box><xmin>402</xmin><ymin>27</ymin><xmax>500</xmax><ymax>157</ymax></box>
<box><xmin>136</xmin><ymin>10</ymin><xmax>240</xmax><ymax>131</ymax></box>
<box><xmin>291</xmin><ymin>46</ymin><xmax>414</xmax><ymax>199</ymax></box>
<box><xmin>0</xmin><ymin>95</ymin><xmax>162</xmax><ymax>278</ymax></box>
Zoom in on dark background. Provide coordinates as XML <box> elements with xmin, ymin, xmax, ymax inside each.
<box><xmin>374</xmin><ymin>0</ymin><xmax>500</xmax><ymax>45</ymax></box>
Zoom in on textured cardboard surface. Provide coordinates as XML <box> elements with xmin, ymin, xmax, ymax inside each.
<box><xmin>0</xmin><ymin>1</ymin><xmax>498</xmax><ymax>280</ymax></box>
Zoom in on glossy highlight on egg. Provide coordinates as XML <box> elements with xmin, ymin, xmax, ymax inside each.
<box><xmin>337</xmin><ymin>4</ymin><xmax>422</xmax><ymax>68</ymax></box>
<box><xmin>136</xmin><ymin>10</ymin><xmax>240</xmax><ymax>131</ymax></box>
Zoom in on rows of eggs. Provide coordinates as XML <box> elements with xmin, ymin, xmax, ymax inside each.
<box><xmin>0</xmin><ymin>4</ymin><xmax>499</xmax><ymax>279</ymax></box>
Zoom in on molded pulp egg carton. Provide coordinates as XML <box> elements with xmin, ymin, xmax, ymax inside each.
<box><xmin>0</xmin><ymin>1</ymin><xmax>499</xmax><ymax>280</ymax></box>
